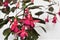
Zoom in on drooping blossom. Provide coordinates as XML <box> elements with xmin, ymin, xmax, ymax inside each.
<box><xmin>15</xmin><ymin>26</ymin><xmax>28</xmax><ymax>40</ymax></box>
<box><xmin>25</xmin><ymin>8</ymin><xmax>29</xmax><ymax>14</ymax></box>
<box><xmin>3</xmin><ymin>0</ymin><xmax>9</xmax><ymax>7</ymax></box>
<box><xmin>20</xmin><ymin>14</ymin><xmax>40</xmax><ymax>29</ymax></box>
<box><xmin>45</xmin><ymin>16</ymin><xmax>49</xmax><ymax>22</ymax></box>
<box><xmin>52</xmin><ymin>15</ymin><xmax>57</xmax><ymax>23</ymax></box>
<box><xmin>10</xmin><ymin>18</ymin><xmax>18</xmax><ymax>32</ymax></box>
<box><xmin>14</xmin><ymin>27</ymin><xmax>19</xmax><ymax>33</ymax></box>
<box><xmin>20</xmin><ymin>29</ymin><xmax>28</xmax><ymax>40</ymax></box>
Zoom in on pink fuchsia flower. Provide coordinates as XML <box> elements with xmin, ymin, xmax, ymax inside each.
<box><xmin>3</xmin><ymin>0</ymin><xmax>9</xmax><ymax>7</ymax></box>
<box><xmin>52</xmin><ymin>15</ymin><xmax>57</xmax><ymax>23</ymax></box>
<box><xmin>16</xmin><ymin>26</ymin><xmax>28</xmax><ymax>40</ymax></box>
<box><xmin>19</xmin><ymin>29</ymin><xmax>28</xmax><ymax>40</ymax></box>
<box><xmin>14</xmin><ymin>27</ymin><xmax>19</xmax><ymax>33</ymax></box>
<box><xmin>31</xmin><ymin>0</ymin><xmax>34</xmax><ymax>3</ymax></box>
<box><xmin>10</xmin><ymin>18</ymin><xmax>18</xmax><ymax>32</ymax></box>
<box><xmin>45</xmin><ymin>16</ymin><xmax>49</xmax><ymax>22</ymax></box>
<box><xmin>20</xmin><ymin>14</ymin><xmax>40</xmax><ymax>29</ymax></box>
<box><xmin>25</xmin><ymin>8</ymin><xmax>29</xmax><ymax>14</ymax></box>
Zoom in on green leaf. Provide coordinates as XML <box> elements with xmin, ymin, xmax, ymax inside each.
<box><xmin>48</xmin><ymin>7</ymin><xmax>54</xmax><ymax>12</ymax></box>
<box><xmin>48</xmin><ymin>4</ymin><xmax>55</xmax><ymax>7</ymax></box>
<box><xmin>40</xmin><ymin>26</ymin><xmax>46</xmax><ymax>32</ymax></box>
<box><xmin>25</xmin><ymin>29</ymin><xmax>39</xmax><ymax>40</ymax></box>
<box><xmin>23</xmin><ymin>0</ymin><xmax>30</xmax><ymax>3</ymax></box>
<box><xmin>8</xmin><ymin>0</ymin><xmax>12</xmax><ymax>3</ymax></box>
<box><xmin>11</xmin><ymin>7</ymin><xmax>16</xmax><ymax>12</ymax></box>
<box><xmin>47</xmin><ymin>12</ymin><xmax>55</xmax><ymax>15</ymax></box>
<box><xmin>4</xmin><ymin>32</ymin><xmax>11</xmax><ymax>40</ymax></box>
<box><xmin>28</xmin><ymin>6</ymin><xmax>40</xmax><ymax>9</ymax></box>
<box><xmin>26</xmin><ymin>3</ymin><xmax>34</xmax><ymax>8</ymax></box>
<box><xmin>2</xmin><ymin>6</ymin><xmax>10</xmax><ymax>14</ymax></box>
<box><xmin>0</xmin><ymin>19</ymin><xmax>3</xmax><ymax>23</ymax></box>
<box><xmin>33</xmin><ymin>18</ymin><xmax>45</xmax><ymax>24</ymax></box>
<box><xmin>0</xmin><ymin>19</ymin><xmax>9</xmax><ymax>28</ymax></box>
<box><xmin>17</xmin><ymin>25</ymin><xmax>22</xmax><ymax>30</ymax></box>
<box><xmin>3</xmin><ymin>28</ymin><xmax>11</xmax><ymax>36</ymax></box>
<box><xmin>8</xmin><ymin>16</ymin><xmax>15</xmax><ymax>22</ymax></box>
<box><xmin>13</xmin><ymin>0</ymin><xmax>17</xmax><ymax>4</ymax></box>
<box><xmin>35</xmin><ymin>11</ymin><xmax>44</xmax><ymax>16</ymax></box>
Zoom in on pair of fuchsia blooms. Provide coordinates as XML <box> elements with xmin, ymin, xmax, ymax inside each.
<box><xmin>10</xmin><ymin>8</ymin><xmax>40</xmax><ymax>40</ymax></box>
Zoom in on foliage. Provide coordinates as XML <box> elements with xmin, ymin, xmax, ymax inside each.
<box><xmin>0</xmin><ymin>0</ymin><xmax>57</xmax><ymax>40</ymax></box>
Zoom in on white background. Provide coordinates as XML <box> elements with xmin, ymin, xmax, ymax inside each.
<box><xmin>0</xmin><ymin>0</ymin><xmax>60</xmax><ymax>40</ymax></box>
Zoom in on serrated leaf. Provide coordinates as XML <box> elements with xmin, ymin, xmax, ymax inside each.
<box><xmin>0</xmin><ymin>19</ymin><xmax>9</xmax><ymax>28</ymax></box>
<box><xmin>47</xmin><ymin>12</ymin><xmax>55</xmax><ymax>15</ymax></box>
<box><xmin>33</xmin><ymin>18</ymin><xmax>45</xmax><ymax>24</ymax></box>
<box><xmin>35</xmin><ymin>11</ymin><xmax>44</xmax><ymax>16</ymax></box>
<box><xmin>11</xmin><ymin>7</ymin><xmax>16</xmax><ymax>12</ymax></box>
<box><xmin>48</xmin><ymin>7</ymin><xmax>54</xmax><ymax>12</ymax></box>
<box><xmin>40</xmin><ymin>26</ymin><xmax>46</xmax><ymax>32</ymax></box>
<box><xmin>3</xmin><ymin>28</ymin><xmax>11</xmax><ymax>36</ymax></box>
<box><xmin>29</xmin><ymin>6</ymin><xmax>40</xmax><ymax>9</ymax></box>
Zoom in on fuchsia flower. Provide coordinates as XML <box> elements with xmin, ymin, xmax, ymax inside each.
<box><xmin>14</xmin><ymin>27</ymin><xmax>19</xmax><ymax>33</ymax></box>
<box><xmin>31</xmin><ymin>0</ymin><xmax>34</xmax><ymax>3</ymax></box>
<box><xmin>16</xmin><ymin>26</ymin><xmax>28</xmax><ymax>40</ymax></box>
<box><xmin>3</xmin><ymin>0</ymin><xmax>8</xmax><ymax>7</ymax></box>
<box><xmin>45</xmin><ymin>16</ymin><xmax>49</xmax><ymax>22</ymax></box>
<box><xmin>20</xmin><ymin>27</ymin><xmax>28</xmax><ymax>40</ymax></box>
<box><xmin>52</xmin><ymin>15</ymin><xmax>57</xmax><ymax>23</ymax></box>
<box><xmin>20</xmin><ymin>14</ymin><xmax>40</xmax><ymax>29</ymax></box>
<box><xmin>10</xmin><ymin>18</ymin><xmax>18</xmax><ymax>32</ymax></box>
<box><xmin>25</xmin><ymin>8</ymin><xmax>29</xmax><ymax>14</ymax></box>
<box><xmin>20</xmin><ymin>30</ymin><xmax>28</xmax><ymax>40</ymax></box>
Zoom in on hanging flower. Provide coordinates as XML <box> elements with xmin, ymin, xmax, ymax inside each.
<box><xmin>52</xmin><ymin>15</ymin><xmax>57</xmax><ymax>23</ymax></box>
<box><xmin>10</xmin><ymin>18</ymin><xmax>18</xmax><ymax>32</ymax></box>
<box><xmin>15</xmin><ymin>26</ymin><xmax>28</xmax><ymax>40</ymax></box>
<box><xmin>14</xmin><ymin>27</ymin><xmax>19</xmax><ymax>33</ymax></box>
<box><xmin>19</xmin><ymin>29</ymin><xmax>28</xmax><ymax>40</ymax></box>
<box><xmin>25</xmin><ymin>8</ymin><xmax>29</xmax><ymax>14</ymax></box>
<box><xmin>20</xmin><ymin>14</ymin><xmax>40</xmax><ymax>29</ymax></box>
<box><xmin>3</xmin><ymin>0</ymin><xmax>9</xmax><ymax>7</ymax></box>
<box><xmin>45</xmin><ymin>16</ymin><xmax>49</xmax><ymax>22</ymax></box>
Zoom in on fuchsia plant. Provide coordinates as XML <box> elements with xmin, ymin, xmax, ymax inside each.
<box><xmin>0</xmin><ymin>0</ymin><xmax>59</xmax><ymax>40</ymax></box>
